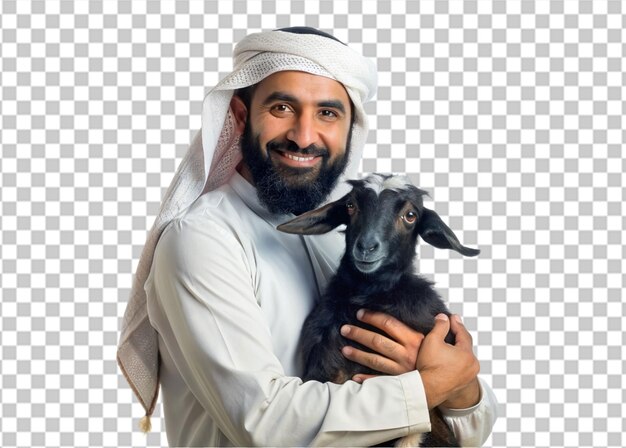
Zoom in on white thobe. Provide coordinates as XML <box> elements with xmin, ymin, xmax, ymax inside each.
<box><xmin>146</xmin><ymin>171</ymin><xmax>498</xmax><ymax>447</ymax></box>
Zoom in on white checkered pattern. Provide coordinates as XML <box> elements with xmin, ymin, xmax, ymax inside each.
<box><xmin>1</xmin><ymin>0</ymin><xmax>624</xmax><ymax>446</ymax></box>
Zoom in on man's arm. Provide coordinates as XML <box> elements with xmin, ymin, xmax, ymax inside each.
<box><xmin>341</xmin><ymin>310</ymin><xmax>498</xmax><ymax>446</ymax></box>
<box><xmin>148</xmin><ymin>219</ymin><xmax>434</xmax><ymax>446</ymax></box>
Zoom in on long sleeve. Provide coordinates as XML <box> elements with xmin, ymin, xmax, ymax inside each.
<box><xmin>439</xmin><ymin>378</ymin><xmax>499</xmax><ymax>447</ymax></box>
<box><xmin>146</xmin><ymin>215</ymin><xmax>432</xmax><ymax>447</ymax></box>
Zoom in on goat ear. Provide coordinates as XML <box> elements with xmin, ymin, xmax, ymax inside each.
<box><xmin>276</xmin><ymin>197</ymin><xmax>350</xmax><ymax>235</ymax></box>
<box><xmin>418</xmin><ymin>208</ymin><xmax>480</xmax><ymax>257</ymax></box>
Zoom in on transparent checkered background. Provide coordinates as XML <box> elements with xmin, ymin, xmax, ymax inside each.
<box><xmin>1</xmin><ymin>0</ymin><xmax>624</xmax><ymax>446</ymax></box>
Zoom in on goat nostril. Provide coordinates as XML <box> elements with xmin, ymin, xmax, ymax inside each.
<box><xmin>356</xmin><ymin>239</ymin><xmax>380</xmax><ymax>254</ymax></box>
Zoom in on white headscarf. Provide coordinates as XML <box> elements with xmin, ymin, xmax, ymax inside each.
<box><xmin>117</xmin><ymin>27</ymin><xmax>377</xmax><ymax>430</ymax></box>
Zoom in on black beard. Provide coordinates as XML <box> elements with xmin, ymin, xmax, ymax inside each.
<box><xmin>240</xmin><ymin>121</ymin><xmax>351</xmax><ymax>216</ymax></box>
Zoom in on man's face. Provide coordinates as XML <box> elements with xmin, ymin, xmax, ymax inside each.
<box><xmin>239</xmin><ymin>71</ymin><xmax>353</xmax><ymax>215</ymax></box>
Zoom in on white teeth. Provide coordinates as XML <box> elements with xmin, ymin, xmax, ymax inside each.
<box><xmin>285</xmin><ymin>153</ymin><xmax>315</xmax><ymax>162</ymax></box>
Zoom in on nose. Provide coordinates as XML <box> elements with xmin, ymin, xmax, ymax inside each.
<box><xmin>355</xmin><ymin>236</ymin><xmax>382</xmax><ymax>258</ymax></box>
<box><xmin>286</xmin><ymin>114</ymin><xmax>317</xmax><ymax>149</ymax></box>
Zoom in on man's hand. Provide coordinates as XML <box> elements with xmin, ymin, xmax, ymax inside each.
<box><xmin>416</xmin><ymin>314</ymin><xmax>480</xmax><ymax>409</ymax></box>
<box><xmin>340</xmin><ymin>310</ymin><xmax>481</xmax><ymax>409</ymax></box>
<box><xmin>340</xmin><ymin>309</ymin><xmax>424</xmax><ymax>381</ymax></box>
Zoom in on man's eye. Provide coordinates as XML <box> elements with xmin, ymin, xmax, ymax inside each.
<box><xmin>320</xmin><ymin>110</ymin><xmax>338</xmax><ymax>119</ymax></box>
<box><xmin>271</xmin><ymin>104</ymin><xmax>292</xmax><ymax>114</ymax></box>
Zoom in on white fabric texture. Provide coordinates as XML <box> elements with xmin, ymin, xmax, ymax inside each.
<box><xmin>440</xmin><ymin>379</ymin><xmax>500</xmax><ymax>448</ymax></box>
<box><xmin>145</xmin><ymin>171</ymin><xmax>496</xmax><ymax>446</ymax></box>
<box><xmin>117</xmin><ymin>29</ymin><xmax>378</xmax><ymax>419</ymax></box>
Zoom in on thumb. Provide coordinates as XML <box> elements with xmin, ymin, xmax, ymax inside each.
<box><xmin>428</xmin><ymin>313</ymin><xmax>450</xmax><ymax>339</ymax></box>
<box><xmin>449</xmin><ymin>314</ymin><xmax>473</xmax><ymax>350</ymax></box>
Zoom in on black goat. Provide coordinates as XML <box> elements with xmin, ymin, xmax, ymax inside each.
<box><xmin>277</xmin><ymin>173</ymin><xmax>480</xmax><ymax>447</ymax></box>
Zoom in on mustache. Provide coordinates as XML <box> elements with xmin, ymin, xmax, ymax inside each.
<box><xmin>266</xmin><ymin>140</ymin><xmax>329</xmax><ymax>158</ymax></box>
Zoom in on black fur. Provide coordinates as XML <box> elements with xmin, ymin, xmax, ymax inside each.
<box><xmin>301</xmin><ymin>259</ymin><xmax>453</xmax><ymax>384</ymax></box>
<box><xmin>278</xmin><ymin>174</ymin><xmax>480</xmax><ymax>447</ymax></box>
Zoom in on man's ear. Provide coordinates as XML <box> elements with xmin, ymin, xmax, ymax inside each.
<box><xmin>230</xmin><ymin>95</ymin><xmax>248</xmax><ymax>134</ymax></box>
<box><xmin>277</xmin><ymin>195</ymin><xmax>351</xmax><ymax>235</ymax></box>
<box><xmin>418</xmin><ymin>208</ymin><xmax>480</xmax><ymax>257</ymax></box>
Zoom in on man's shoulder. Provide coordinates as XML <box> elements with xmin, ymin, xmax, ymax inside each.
<box><xmin>159</xmin><ymin>186</ymin><xmax>243</xmax><ymax>250</ymax></box>
<box><xmin>188</xmin><ymin>182</ymin><xmax>246</xmax><ymax>219</ymax></box>
<box><xmin>173</xmin><ymin>180</ymin><xmax>249</xmax><ymax>225</ymax></box>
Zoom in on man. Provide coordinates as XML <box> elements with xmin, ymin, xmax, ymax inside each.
<box><xmin>118</xmin><ymin>27</ymin><xmax>497</xmax><ymax>446</ymax></box>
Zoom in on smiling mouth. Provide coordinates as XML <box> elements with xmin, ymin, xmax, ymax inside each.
<box><xmin>284</xmin><ymin>152</ymin><xmax>317</xmax><ymax>162</ymax></box>
<box><xmin>274</xmin><ymin>150</ymin><xmax>323</xmax><ymax>168</ymax></box>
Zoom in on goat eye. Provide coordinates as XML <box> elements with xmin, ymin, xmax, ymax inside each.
<box><xmin>403</xmin><ymin>211</ymin><xmax>417</xmax><ymax>224</ymax></box>
<box><xmin>346</xmin><ymin>201</ymin><xmax>355</xmax><ymax>215</ymax></box>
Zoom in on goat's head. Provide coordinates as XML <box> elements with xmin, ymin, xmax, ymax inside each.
<box><xmin>277</xmin><ymin>173</ymin><xmax>480</xmax><ymax>274</ymax></box>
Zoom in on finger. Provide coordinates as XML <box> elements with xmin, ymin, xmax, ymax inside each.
<box><xmin>341</xmin><ymin>345</ymin><xmax>406</xmax><ymax>376</ymax></box>
<box><xmin>449</xmin><ymin>314</ymin><xmax>473</xmax><ymax>350</ymax></box>
<box><xmin>356</xmin><ymin>309</ymin><xmax>423</xmax><ymax>346</ymax></box>
<box><xmin>352</xmin><ymin>374</ymin><xmax>379</xmax><ymax>383</ymax></box>
<box><xmin>341</xmin><ymin>324</ymin><xmax>404</xmax><ymax>359</ymax></box>
<box><xmin>426</xmin><ymin>313</ymin><xmax>451</xmax><ymax>340</ymax></box>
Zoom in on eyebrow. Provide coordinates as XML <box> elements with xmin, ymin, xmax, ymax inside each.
<box><xmin>262</xmin><ymin>91</ymin><xmax>347</xmax><ymax>115</ymax></box>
